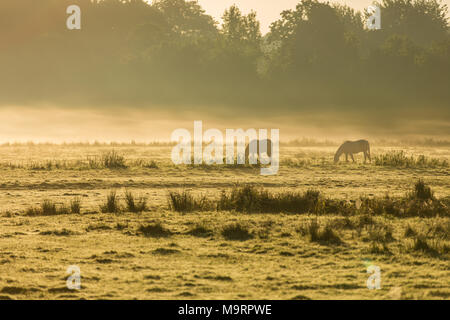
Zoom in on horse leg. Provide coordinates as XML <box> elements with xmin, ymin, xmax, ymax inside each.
<box><xmin>345</xmin><ymin>154</ymin><xmax>349</xmax><ymax>162</ymax></box>
<box><xmin>364</xmin><ymin>152</ymin><xmax>367</xmax><ymax>163</ymax></box>
<box><xmin>350</xmin><ymin>154</ymin><xmax>355</xmax><ymax>162</ymax></box>
<box><xmin>245</xmin><ymin>146</ymin><xmax>250</xmax><ymax>164</ymax></box>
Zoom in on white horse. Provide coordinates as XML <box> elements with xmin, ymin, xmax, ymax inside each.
<box><xmin>334</xmin><ymin>140</ymin><xmax>371</xmax><ymax>163</ymax></box>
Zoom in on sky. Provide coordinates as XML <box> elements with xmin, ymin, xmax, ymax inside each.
<box><xmin>195</xmin><ymin>0</ymin><xmax>450</xmax><ymax>34</ymax></box>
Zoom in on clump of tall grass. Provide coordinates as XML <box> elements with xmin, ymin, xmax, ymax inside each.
<box><xmin>187</xmin><ymin>224</ymin><xmax>214</xmax><ymax>238</ymax></box>
<box><xmin>424</xmin><ymin>219</ymin><xmax>450</xmax><ymax>240</ymax></box>
<box><xmin>100</xmin><ymin>191</ymin><xmax>121</xmax><ymax>213</ymax></box>
<box><xmin>297</xmin><ymin>219</ymin><xmax>343</xmax><ymax>245</ymax></box>
<box><xmin>374</xmin><ymin>151</ymin><xmax>448</xmax><ymax>168</ymax></box>
<box><xmin>124</xmin><ymin>190</ymin><xmax>148</xmax><ymax>213</ymax></box>
<box><xmin>407</xmin><ymin>235</ymin><xmax>449</xmax><ymax>257</ymax></box>
<box><xmin>281</xmin><ymin>158</ymin><xmax>312</xmax><ymax>168</ymax></box>
<box><xmin>168</xmin><ymin>190</ymin><xmax>213</xmax><ymax>213</ymax></box>
<box><xmin>138</xmin><ymin>222</ymin><xmax>172</xmax><ymax>238</ymax></box>
<box><xmin>102</xmin><ymin>150</ymin><xmax>127</xmax><ymax>169</ymax></box>
<box><xmin>166</xmin><ymin>181</ymin><xmax>449</xmax><ymax>217</ymax></box>
<box><xmin>404</xmin><ymin>224</ymin><xmax>417</xmax><ymax>238</ymax></box>
<box><xmin>26</xmin><ymin>198</ymin><xmax>81</xmax><ymax>216</ymax></box>
<box><xmin>221</xmin><ymin>223</ymin><xmax>253</xmax><ymax>241</ymax></box>
<box><xmin>364</xmin><ymin>224</ymin><xmax>395</xmax><ymax>243</ymax></box>
<box><xmin>367</xmin><ymin>242</ymin><xmax>392</xmax><ymax>255</ymax></box>
<box><xmin>409</xmin><ymin>179</ymin><xmax>434</xmax><ymax>201</ymax></box>
<box><xmin>70</xmin><ymin>198</ymin><xmax>81</xmax><ymax>214</ymax></box>
<box><xmin>217</xmin><ymin>185</ymin><xmax>323</xmax><ymax>214</ymax></box>
<box><xmin>143</xmin><ymin>160</ymin><xmax>159</xmax><ymax>169</ymax></box>
<box><xmin>354</xmin><ymin>180</ymin><xmax>448</xmax><ymax>217</ymax></box>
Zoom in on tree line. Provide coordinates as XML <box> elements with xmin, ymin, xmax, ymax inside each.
<box><xmin>0</xmin><ymin>0</ymin><xmax>448</xmax><ymax>113</ymax></box>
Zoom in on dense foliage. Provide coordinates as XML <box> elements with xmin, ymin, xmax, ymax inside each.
<box><xmin>0</xmin><ymin>0</ymin><xmax>448</xmax><ymax>112</ymax></box>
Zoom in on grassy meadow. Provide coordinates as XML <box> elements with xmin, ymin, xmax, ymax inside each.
<box><xmin>0</xmin><ymin>142</ymin><xmax>448</xmax><ymax>300</ymax></box>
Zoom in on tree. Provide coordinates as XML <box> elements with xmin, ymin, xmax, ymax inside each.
<box><xmin>373</xmin><ymin>0</ymin><xmax>448</xmax><ymax>46</ymax></box>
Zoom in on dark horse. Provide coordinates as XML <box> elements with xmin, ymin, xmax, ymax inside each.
<box><xmin>245</xmin><ymin>139</ymin><xmax>272</xmax><ymax>163</ymax></box>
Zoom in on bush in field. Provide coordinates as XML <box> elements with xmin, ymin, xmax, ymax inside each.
<box><xmin>102</xmin><ymin>150</ymin><xmax>127</xmax><ymax>169</ymax></box>
<box><xmin>100</xmin><ymin>191</ymin><xmax>121</xmax><ymax>213</ymax></box>
<box><xmin>168</xmin><ymin>190</ymin><xmax>213</xmax><ymax>213</ymax></box>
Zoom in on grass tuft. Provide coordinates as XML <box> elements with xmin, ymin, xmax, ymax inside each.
<box><xmin>222</xmin><ymin>223</ymin><xmax>253</xmax><ymax>241</ymax></box>
<box><xmin>187</xmin><ymin>225</ymin><xmax>214</xmax><ymax>238</ymax></box>
<box><xmin>168</xmin><ymin>190</ymin><xmax>212</xmax><ymax>213</ymax></box>
<box><xmin>298</xmin><ymin>219</ymin><xmax>343</xmax><ymax>245</ymax></box>
<box><xmin>138</xmin><ymin>223</ymin><xmax>172</xmax><ymax>238</ymax></box>
<box><xmin>70</xmin><ymin>197</ymin><xmax>81</xmax><ymax>214</ymax></box>
<box><xmin>410</xmin><ymin>179</ymin><xmax>434</xmax><ymax>201</ymax></box>
<box><xmin>26</xmin><ymin>198</ymin><xmax>81</xmax><ymax>216</ymax></box>
<box><xmin>125</xmin><ymin>190</ymin><xmax>148</xmax><ymax>213</ymax></box>
<box><xmin>102</xmin><ymin>150</ymin><xmax>127</xmax><ymax>169</ymax></box>
<box><xmin>217</xmin><ymin>185</ymin><xmax>322</xmax><ymax>214</ymax></box>
<box><xmin>100</xmin><ymin>191</ymin><xmax>121</xmax><ymax>213</ymax></box>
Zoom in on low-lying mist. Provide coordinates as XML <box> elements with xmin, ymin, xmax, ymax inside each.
<box><xmin>0</xmin><ymin>105</ymin><xmax>448</xmax><ymax>144</ymax></box>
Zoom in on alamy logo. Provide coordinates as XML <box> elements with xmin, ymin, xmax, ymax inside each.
<box><xmin>366</xmin><ymin>265</ymin><xmax>381</xmax><ymax>289</ymax></box>
<box><xmin>367</xmin><ymin>5</ymin><xmax>381</xmax><ymax>30</ymax></box>
<box><xmin>66</xmin><ymin>5</ymin><xmax>81</xmax><ymax>30</ymax></box>
<box><xmin>171</xmin><ymin>121</ymin><xmax>279</xmax><ymax>175</ymax></box>
<box><xmin>66</xmin><ymin>265</ymin><xmax>81</xmax><ymax>290</ymax></box>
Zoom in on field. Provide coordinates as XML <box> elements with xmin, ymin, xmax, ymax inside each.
<box><xmin>0</xmin><ymin>142</ymin><xmax>448</xmax><ymax>300</ymax></box>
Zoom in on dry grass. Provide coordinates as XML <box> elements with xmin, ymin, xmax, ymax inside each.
<box><xmin>0</xmin><ymin>144</ymin><xmax>448</xmax><ymax>300</ymax></box>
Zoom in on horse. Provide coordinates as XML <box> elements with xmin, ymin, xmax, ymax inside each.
<box><xmin>245</xmin><ymin>139</ymin><xmax>272</xmax><ymax>163</ymax></box>
<box><xmin>334</xmin><ymin>140</ymin><xmax>371</xmax><ymax>163</ymax></box>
